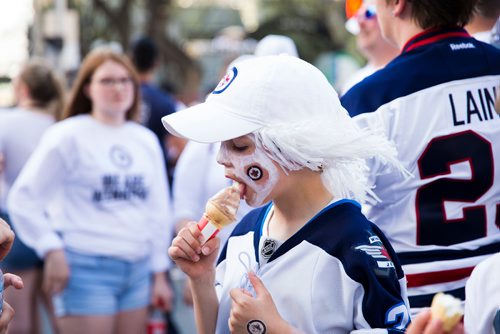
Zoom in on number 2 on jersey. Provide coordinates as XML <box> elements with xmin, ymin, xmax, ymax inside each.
<box><xmin>415</xmin><ymin>130</ymin><xmax>494</xmax><ymax>246</ymax></box>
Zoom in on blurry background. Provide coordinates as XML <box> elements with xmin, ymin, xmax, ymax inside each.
<box><xmin>0</xmin><ymin>1</ymin><xmax>366</xmax><ymax>333</ymax></box>
<box><xmin>0</xmin><ymin>0</ymin><xmax>362</xmax><ymax>108</ymax></box>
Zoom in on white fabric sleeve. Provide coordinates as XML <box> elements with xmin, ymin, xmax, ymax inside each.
<box><xmin>352</xmin><ymin>112</ymin><xmax>387</xmax><ymax>188</ymax></box>
<box><xmin>148</xmin><ymin>138</ymin><xmax>174</xmax><ymax>272</ymax></box>
<box><xmin>464</xmin><ymin>253</ymin><xmax>500</xmax><ymax>334</ymax></box>
<box><xmin>6</xmin><ymin>128</ymin><xmax>70</xmax><ymax>258</ymax></box>
<box><xmin>172</xmin><ymin>142</ymin><xmax>210</xmax><ymax>223</ymax></box>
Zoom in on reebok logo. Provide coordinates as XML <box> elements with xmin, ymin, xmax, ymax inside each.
<box><xmin>449</xmin><ymin>42</ymin><xmax>475</xmax><ymax>51</ymax></box>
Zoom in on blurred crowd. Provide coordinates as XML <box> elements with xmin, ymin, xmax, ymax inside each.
<box><xmin>0</xmin><ymin>0</ymin><xmax>499</xmax><ymax>333</ymax></box>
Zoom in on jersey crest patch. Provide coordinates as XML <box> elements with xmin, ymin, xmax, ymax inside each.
<box><xmin>355</xmin><ymin>244</ymin><xmax>395</xmax><ymax>268</ymax></box>
<box><xmin>247</xmin><ymin>320</ymin><xmax>266</xmax><ymax>334</ymax></box>
<box><xmin>261</xmin><ymin>239</ymin><xmax>277</xmax><ymax>259</ymax></box>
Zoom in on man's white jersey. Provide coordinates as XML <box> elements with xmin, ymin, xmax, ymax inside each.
<box><xmin>341</xmin><ymin>27</ymin><xmax>500</xmax><ymax>312</ymax></box>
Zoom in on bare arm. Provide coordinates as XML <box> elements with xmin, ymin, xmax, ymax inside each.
<box><xmin>168</xmin><ymin>222</ymin><xmax>221</xmax><ymax>333</ymax></box>
<box><xmin>190</xmin><ymin>272</ymin><xmax>219</xmax><ymax>334</ymax></box>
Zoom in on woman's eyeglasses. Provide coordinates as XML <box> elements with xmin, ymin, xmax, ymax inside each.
<box><xmin>94</xmin><ymin>77</ymin><xmax>133</xmax><ymax>87</ymax></box>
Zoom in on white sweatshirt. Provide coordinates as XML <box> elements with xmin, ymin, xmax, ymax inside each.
<box><xmin>7</xmin><ymin>115</ymin><xmax>173</xmax><ymax>272</ymax></box>
<box><xmin>0</xmin><ymin>108</ymin><xmax>55</xmax><ymax>209</ymax></box>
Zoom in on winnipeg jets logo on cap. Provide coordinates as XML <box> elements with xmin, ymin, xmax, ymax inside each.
<box><xmin>212</xmin><ymin>67</ymin><xmax>238</xmax><ymax>94</ymax></box>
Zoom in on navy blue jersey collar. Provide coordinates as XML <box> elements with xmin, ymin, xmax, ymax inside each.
<box><xmin>254</xmin><ymin>199</ymin><xmax>361</xmax><ymax>263</ymax></box>
<box><xmin>401</xmin><ymin>27</ymin><xmax>471</xmax><ymax>53</ymax></box>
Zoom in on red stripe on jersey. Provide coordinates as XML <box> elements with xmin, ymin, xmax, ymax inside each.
<box><xmin>404</xmin><ymin>32</ymin><xmax>471</xmax><ymax>53</ymax></box>
<box><xmin>406</xmin><ymin>266</ymin><xmax>475</xmax><ymax>288</ymax></box>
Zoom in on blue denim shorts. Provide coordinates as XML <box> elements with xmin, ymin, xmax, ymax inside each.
<box><xmin>53</xmin><ymin>249</ymin><xmax>152</xmax><ymax>316</ymax></box>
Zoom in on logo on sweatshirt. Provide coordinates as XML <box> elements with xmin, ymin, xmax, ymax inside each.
<box><xmin>110</xmin><ymin>145</ymin><xmax>132</xmax><ymax>169</ymax></box>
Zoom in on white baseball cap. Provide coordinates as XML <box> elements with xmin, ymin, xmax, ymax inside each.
<box><xmin>162</xmin><ymin>55</ymin><xmax>342</xmax><ymax>143</ymax></box>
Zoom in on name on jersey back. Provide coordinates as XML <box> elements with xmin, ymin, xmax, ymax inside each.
<box><xmin>449</xmin><ymin>85</ymin><xmax>498</xmax><ymax>126</ymax></box>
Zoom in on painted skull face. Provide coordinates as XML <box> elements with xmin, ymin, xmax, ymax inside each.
<box><xmin>217</xmin><ymin>135</ymin><xmax>280</xmax><ymax>207</ymax></box>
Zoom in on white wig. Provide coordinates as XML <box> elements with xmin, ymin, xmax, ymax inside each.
<box><xmin>253</xmin><ymin>107</ymin><xmax>407</xmax><ymax>204</ymax></box>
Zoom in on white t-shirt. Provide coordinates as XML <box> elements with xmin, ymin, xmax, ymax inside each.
<box><xmin>465</xmin><ymin>253</ymin><xmax>500</xmax><ymax>334</ymax></box>
<box><xmin>7</xmin><ymin>114</ymin><xmax>173</xmax><ymax>272</ymax></box>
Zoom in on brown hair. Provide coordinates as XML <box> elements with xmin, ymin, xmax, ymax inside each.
<box><xmin>474</xmin><ymin>0</ymin><xmax>500</xmax><ymax>20</ymax></box>
<box><xmin>63</xmin><ymin>48</ymin><xmax>141</xmax><ymax>121</ymax></box>
<box><xmin>18</xmin><ymin>59</ymin><xmax>65</xmax><ymax>121</ymax></box>
<box><xmin>405</xmin><ymin>0</ymin><xmax>477</xmax><ymax>29</ymax></box>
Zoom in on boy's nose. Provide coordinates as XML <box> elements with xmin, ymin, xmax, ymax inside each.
<box><xmin>216</xmin><ymin>148</ymin><xmax>231</xmax><ymax>167</ymax></box>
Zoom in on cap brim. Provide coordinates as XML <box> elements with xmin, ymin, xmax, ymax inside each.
<box><xmin>162</xmin><ymin>102</ymin><xmax>263</xmax><ymax>143</ymax></box>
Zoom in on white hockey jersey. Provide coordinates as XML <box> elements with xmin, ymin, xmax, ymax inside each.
<box><xmin>215</xmin><ymin>200</ymin><xmax>411</xmax><ymax>333</ymax></box>
<box><xmin>341</xmin><ymin>27</ymin><xmax>500</xmax><ymax>313</ymax></box>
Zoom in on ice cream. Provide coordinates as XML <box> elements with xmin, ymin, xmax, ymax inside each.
<box><xmin>430</xmin><ymin>292</ymin><xmax>463</xmax><ymax>332</ymax></box>
<box><xmin>197</xmin><ymin>181</ymin><xmax>242</xmax><ymax>244</ymax></box>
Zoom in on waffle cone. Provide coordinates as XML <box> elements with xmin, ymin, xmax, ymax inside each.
<box><xmin>205</xmin><ymin>201</ymin><xmax>235</xmax><ymax>227</ymax></box>
<box><xmin>430</xmin><ymin>293</ymin><xmax>463</xmax><ymax>332</ymax></box>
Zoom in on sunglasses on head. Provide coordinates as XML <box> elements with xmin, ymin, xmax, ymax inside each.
<box><xmin>345</xmin><ymin>0</ymin><xmax>377</xmax><ymax>19</ymax></box>
<box><xmin>360</xmin><ymin>5</ymin><xmax>377</xmax><ymax>19</ymax></box>
<box><xmin>345</xmin><ymin>2</ymin><xmax>377</xmax><ymax>35</ymax></box>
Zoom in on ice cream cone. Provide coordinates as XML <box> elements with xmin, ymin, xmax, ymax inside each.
<box><xmin>197</xmin><ymin>182</ymin><xmax>242</xmax><ymax>243</ymax></box>
<box><xmin>430</xmin><ymin>292</ymin><xmax>463</xmax><ymax>332</ymax></box>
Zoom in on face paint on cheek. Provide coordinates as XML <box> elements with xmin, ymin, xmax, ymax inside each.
<box><xmin>236</xmin><ymin>150</ymin><xmax>279</xmax><ymax>207</ymax></box>
<box><xmin>246</xmin><ymin>166</ymin><xmax>263</xmax><ymax>181</ymax></box>
<box><xmin>218</xmin><ymin>142</ymin><xmax>279</xmax><ymax>207</ymax></box>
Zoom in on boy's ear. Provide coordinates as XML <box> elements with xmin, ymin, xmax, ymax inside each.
<box><xmin>393</xmin><ymin>0</ymin><xmax>407</xmax><ymax>16</ymax></box>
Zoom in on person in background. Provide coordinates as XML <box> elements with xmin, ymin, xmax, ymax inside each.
<box><xmin>7</xmin><ymin>48</ymin><xmax>174</xmax><ymax>334</ymax></box>
<box><xmin>0</xmin><ymin>58</ymin><xmax>64</xmax><ymax>334</ymax></box>
<box><xmin>341</xmin><ymin>0</ymin><xmax>500</xmax><ymax>316</ymax></box>
<box><xmin>341</xmin><ymin>0</ymin><xmax>399</xmax><ymax>95</ymax></box>
<box><xmin>131</xmin><ymin>36</ymin><xmax>184</xmax><ymax>334</ymax></box>
<box><xmin>254</xmin><ymin>34</ymin><xmax>299</xmax><ymax>57</ymax></box>
<box><xmin>130</xmin><ymin>36</ymin><xmax>187</xmax><ymax>188</ymax></box>
<box><xmin>0</xmin><ymin>218</ymin><xmax>24</xmax><ymax>334</ymax></box>
<box><xmin>465</xmin><ymin>0</ymin><xmax>500</xmax><ymax>44</ymax></box>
